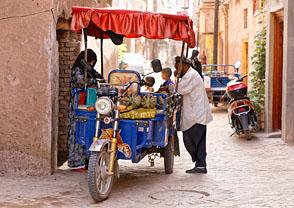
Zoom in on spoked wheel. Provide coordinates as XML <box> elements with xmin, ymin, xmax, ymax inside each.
<box><xmin>88</xmin><ymin>147</ymin><xmax>114</xmax><ymax>202</ymax></box>
<box><xmin>244</xmin><ymin>130</ymin><xmax>252</xmax><ymax>141</ymax></box>
<box><xmin>164</xmin><ymin>134</ymin><xmax>174</xmax><ymax>174</ymax></box>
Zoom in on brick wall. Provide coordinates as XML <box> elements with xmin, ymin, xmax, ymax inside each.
<box><xmin>57</xmin><ymin>29</ymin><xmax>81</xmax><ymax>166</ymax></box>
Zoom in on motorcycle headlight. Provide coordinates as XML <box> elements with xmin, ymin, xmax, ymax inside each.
<box><xmin>95</xmin><ymin>97</ymin><xmax>114</xmax><ymax>115</ymax></box>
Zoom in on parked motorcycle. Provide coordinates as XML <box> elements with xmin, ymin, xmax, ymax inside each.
<box><xmin>217</xmin><ymin>61</ymin><xmax>258</xmax><ymax>140</ymax></box>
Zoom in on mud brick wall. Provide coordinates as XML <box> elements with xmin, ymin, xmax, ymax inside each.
<box><xmin>57</xmin><ymin>29</ymin><xmax>81</xmax><ymax>166</ymax></box>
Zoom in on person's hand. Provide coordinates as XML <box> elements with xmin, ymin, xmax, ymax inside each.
<box><xmin>93</xmin><ymin>70</ymin><xmax>103</xmax><ymax>79</ymax></box>
<box><xmin>158</xmin><ymin>86</ymin><xmax>169</xmax><ymax>92</ymax></box>
<box><xmin>174</xmin><ymin>70</ymin><xmax>178</xmax><ymax>77</ymax></box>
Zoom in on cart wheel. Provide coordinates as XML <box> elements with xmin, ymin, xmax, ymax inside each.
<box><xmin>164</xmin><ymin>134</ymin><xmax>174</xmax><ymax>174</ymax></box>
<box><xmin>244</xmin><ymin>130</ymin><xmax>251</xmax><ymax>141</ymax></box>
<box><xmin>88</xmin><ymin>147</ymin><xmax>114</xmax><ymax>202</ymax></box>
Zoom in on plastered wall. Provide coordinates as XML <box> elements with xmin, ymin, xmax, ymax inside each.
<box><xmin>0</xmin><ymin>0</ymin><xmax>58</xmax><ymax>175</ymax></box>
<box><xmin>0</xmin><ymin>0</ymin><xmax>115</xmax><ymax>175</ymax></box>
<box><xmin>265</xmin><ymin>0</ymin><xmax>294</xmax><ymax>143</ymax></box>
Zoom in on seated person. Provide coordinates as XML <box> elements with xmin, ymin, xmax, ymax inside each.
<box><xmin>158</xmin><ymin>67</ymin><xmax>175</xmax><ymax>92</ymax></box>
<box><xmin>141</xmin><ymin>76</ymin><xmax>155</xmax><ymax>92</ymax></box>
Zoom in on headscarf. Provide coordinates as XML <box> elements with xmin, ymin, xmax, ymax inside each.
<box><xmin>71</xmin><ymin>49</ymin><xmax>102</xmax><ymax>78</ymax></box>
<box><xmin>71</xmin><ymin>49</ymin><xmax>97</xmax><ymax>71</ymax></box>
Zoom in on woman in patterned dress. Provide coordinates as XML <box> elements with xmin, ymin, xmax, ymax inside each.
<box><xmin>67</xmin><ymin>49</ymin><xmax>101</xmax><ymax>172</ymax></box>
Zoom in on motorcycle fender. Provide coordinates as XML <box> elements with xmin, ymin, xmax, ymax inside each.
<box><xmin>89</xmin><ymin>139</ymin><xmax>110</xmax><ymax>152</ymax></box>
<box><xmin>239</xmin><ymin>113</ymin><xmax>249</xmax><ymax>131</ymax></box>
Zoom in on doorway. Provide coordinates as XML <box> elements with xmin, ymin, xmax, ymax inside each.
<box><xmin>272</xmin><ymin>11</ymin><xmax>284</xmax><ymax>130</ymax></box>
<box><xmin>242</xmin><ymin>41</ymin><xmax>248</xmax><ymax>85</ymax></box>
<box><xmin>56</xmin><ymin>19</ymin><xmax>82</xmax><ymax>166</ymax></box>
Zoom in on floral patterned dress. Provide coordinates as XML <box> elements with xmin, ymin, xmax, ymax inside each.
<box><xmin>67</xmin><ymin>67</ymin><xmax>87</xmax><ymax>168</ymax></box>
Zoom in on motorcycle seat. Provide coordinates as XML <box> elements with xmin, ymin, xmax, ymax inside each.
<box><xmin>229</xmin><ymin>96</ymin><xmax>250</xmax><ymax>104</ymax></box>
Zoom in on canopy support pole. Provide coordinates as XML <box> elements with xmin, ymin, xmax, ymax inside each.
<box><xmin>100</xmin><ymin>30</ymin><xmax>104</xmax><ymax>78</ymax></box>
<box><xmin>83</xmin><ymin>28</ymin><xmax>88</xmax><ymax>89</ymax></box>
<box><xmin>186</xmin><ymin>44</ymin><xmax>189</xmax><ymax>58</ymax></box>
<box><xmin>175</xmin><ymin>41</ymin><xmax>185</xmax><ymax>92</ymax></box>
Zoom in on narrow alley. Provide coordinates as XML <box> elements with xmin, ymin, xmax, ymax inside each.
<box><xmin>1</xmin><ymin>107</ymin><xmax>294</xmax><ymax>208</ymax></box>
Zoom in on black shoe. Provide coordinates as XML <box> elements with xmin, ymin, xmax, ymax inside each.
<box><xmin>185</xmin><ymin>167</ymin><xmax>207</xmax><ymax>174</ymax></box>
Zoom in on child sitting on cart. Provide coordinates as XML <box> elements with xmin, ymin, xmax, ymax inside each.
<box><xmin>158</xmin><ymin>67</ymin><xmax>175</xmax><ymax>92</ymax></box>
<box><xmin>142</xmin><ymin>76</ymin><xmax>155</xmax><ymax>92</ymax></box>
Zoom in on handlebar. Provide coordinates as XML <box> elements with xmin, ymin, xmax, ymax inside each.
<box><xmin>120</xmin><ymin>80</ymin><xmax>146</xmax><ymax>97</ymax></box>
<box><xmin>85</xmin><ymin>78</ymin><xmax>152</xmax><ymax>98</ymax></box>
<box><xmin>119</xmin><ymin>80</ymin><xmax>153</xmax><ymax>97</ymax></box>
<box><xmin>238</xmin><ymin>74</ymin><xmax>247</xmax><ymax>81</ymax></box>
<box><xmin>142</xmin><ymin>80</ymin><xmax>153</xmax><ymax>87</ymax></box>
<box><xmin>216</xmin><ymin>74</ymin><xmax>248</xmax><ymax>87</ymax></box>
<box><xmin>216</xmin><ymin>78</ymin><xmax>227</xmax><ymax>86</ymax></box>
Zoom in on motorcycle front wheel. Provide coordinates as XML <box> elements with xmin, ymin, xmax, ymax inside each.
<box><xmin>88</xmin><ymin>147</ymin><xmax>114</xmax><ymax>202</ymax></box>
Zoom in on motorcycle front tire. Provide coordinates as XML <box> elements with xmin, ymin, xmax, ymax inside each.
<box><xmin>88</xmin><ymin>148</ymin><xmax>114</xmax><ymax>202</ymax></box>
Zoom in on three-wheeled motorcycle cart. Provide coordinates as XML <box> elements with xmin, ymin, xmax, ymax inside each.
<box><xmin>70</xmin><ymin>6</ymin><xmax>196</xmax><ymax>201</ymax></box>
<box><xmin>202</xmin><ymin>64</ymin><xmax>240</xmax><ymax>107</ymax></box>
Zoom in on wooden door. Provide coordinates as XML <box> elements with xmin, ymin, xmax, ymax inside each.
<box><xmin>242</xmin><ymin>41</ymin><xmax>248</xmax><ymax>85</ymax></box>
<box><xmin>272</xmin><ymin>11</ymin><xmax>284</xmax><ymax>130</ymax></box>
<box><xmin>219</xmin><ymin>33</ymin><xmax>224</xmax><ymax>65</ymax></box>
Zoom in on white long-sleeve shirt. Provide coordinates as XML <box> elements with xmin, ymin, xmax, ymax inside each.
<box><xmin>177</xmin><ymin>67</ymin><xmax>213</xmax><ymax>131</ymax></box>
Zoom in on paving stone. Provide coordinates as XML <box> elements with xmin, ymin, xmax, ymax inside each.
<box><xmin>0</xmin><ymin>107</ymin><xmax>293</xmax><ymax>208</ymax></box>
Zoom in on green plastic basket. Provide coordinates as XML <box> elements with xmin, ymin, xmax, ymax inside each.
<box><xmin>86</xmin><ymin>88</ymin><xmax>97</xmax><ymax>105</ymax></box>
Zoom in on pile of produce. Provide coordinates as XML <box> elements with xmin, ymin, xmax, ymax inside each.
<box><xmin>120</xmin><ymin>92</ymin><xmax>175</xmax><ymax>119</ymax></box>
<box><xmin>126</xmin><ymin>93</ymin><xmax>141</xmax><ymax>108</ymax></box>
<box><xmin>141</xmin><ymin>95</ymin><xmax>157</xmax><ymax>109</ymax></box>
<box><xmin>120</xmin><ymin>93</ymin><xmax>157</xmax><ymax>119</ymax></box>
<box><xmin>120</xmin><ymin>108</ymin><xmax>156</xmax><ymax>119</ymax></box>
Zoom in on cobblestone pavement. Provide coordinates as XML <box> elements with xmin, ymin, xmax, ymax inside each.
<box><xmin>1</xmin><ymin>107</ymin><xmax>294</xmax><ymax>208</ymax></box>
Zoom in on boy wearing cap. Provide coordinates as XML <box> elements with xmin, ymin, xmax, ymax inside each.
<box><xmin>174</xmin><ymin>56</ymin><xmax>213</xmax><ymax>174</ymax></box>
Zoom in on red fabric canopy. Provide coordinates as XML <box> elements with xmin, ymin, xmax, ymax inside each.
<box><xmin>71</xmin><ymin>6</ymin><xmax>196</xmax><ymax>48</ymax></box>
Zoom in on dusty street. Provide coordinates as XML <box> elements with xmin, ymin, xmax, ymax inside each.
<box><xmin>1</xmin><ymin>107</ymin><xmax>294</xmax><ymax>208</ymax></box>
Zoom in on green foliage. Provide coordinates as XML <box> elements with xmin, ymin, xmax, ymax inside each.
<box><xmin>118</xmin><ymin>44</ymin><xmax>127</xmax><ymax>59</ymax></box>
<box><xmin>248</xmin><ymin>2</ymin><xmax>266</xmax><ymax>118</ymax></box>
<box><xmin>248</xmin><ymin>25</ymin><xmax>266</xmax><ymax>117</ymax></box>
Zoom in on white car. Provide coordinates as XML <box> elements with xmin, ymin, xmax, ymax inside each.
<box><xmin>120</xmin><ymin>53</ymin><xmax>148</xmax><ymax>74</ymax></box>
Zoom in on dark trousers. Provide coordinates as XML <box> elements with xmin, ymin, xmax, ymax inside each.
<box><xmin>183</xmin><ymin>123</ymin><xmax>207</xmax><ymax>167</ymax></box>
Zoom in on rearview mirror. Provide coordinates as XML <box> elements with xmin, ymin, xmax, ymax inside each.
<box><xmin>234</xmin><ymin>61</ymin><xmax>241</xmax><ymax>70</ymax></box>
<box><xmin>151</xmin><ymin>59</ymin><xmax>162</xmax><ymax>73</ymax></box>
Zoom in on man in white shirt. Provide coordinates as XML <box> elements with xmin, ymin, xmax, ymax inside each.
<box><xmin>175</xmin><ymin>56</ymin><xmax>213</xmax><ymax>174</ymax></box>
